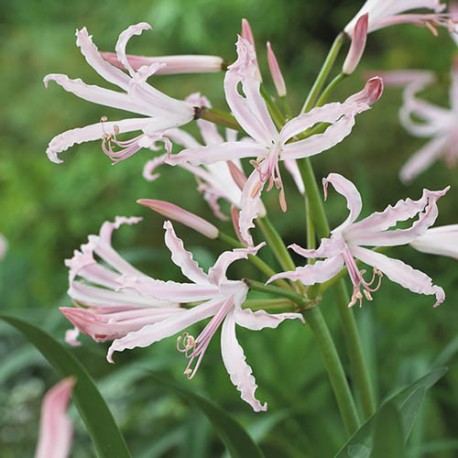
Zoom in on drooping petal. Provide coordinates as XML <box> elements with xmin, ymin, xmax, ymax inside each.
<box><xmin>35</xmin><ymin>378</ymin><xmax>75</xmax><ymax>458</ymax></box>
<box><xmin>220</xmin><ymin>311</ymin><xmax>267</xmax><ymax>412</ymax></box>
<box><xmin>107</xmin><ymin>297</ymin><xmax>221</xmax><ymax>362</ymax></box>
<box><xmin>399</xmin><ymin>136</ymin><xmax>449</xmax><ymax>183</ymax></box>
<box><xmin>323</xmin><ymin>173</ymin><xmax>363</xmax><ymax>231</ymax></box>
<box><xmin>267</xmin><ymin>255</ymin><xmax>344</xmax><ymax>285</ymax></box>
<box><xmin>162</xmin><ymin>221</ymin><xmax>211</xmax><ymax>284</ymax></box>
<box><xmin>46</xmin><ymin>118</ymin><xmax>151</xmax><ymax>163</ymax></box>
<box><xmin>351</xmin><ymin>246</ymin><xmax>445</xmax><ymax>307</ymax></box>
<box><xmin>234</xmin><ymin>307</ymin><xmax>304</xmax><ymax>330</ymax></box>
<box><xmin>410</xmin><ymin>225</ymin><xmax>458</xmax><ymax>259</ymax></box>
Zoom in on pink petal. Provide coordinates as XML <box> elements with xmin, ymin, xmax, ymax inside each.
<box><xmin>234</xmin><ymin>307</ymin><xmax>304</xmax><ymax>330</ymax></box>
<box><xmin>162</xmin><ymin>221</ymin><xmax>211</xmax><ymax>283</ymax></box>
<box><xmin>220</xmin><ymin>312</ymin><xmax>267</xmax><ymax>412</ymax></box>
<box><xmin>323</xmin><ymin>173</ymin><xmax>363</xmax><ymax>231</ymax></box>
<box><xmin>267</xmin><ymin>255</ymin><xmax>344</xmax><ymax>285</ymax></box>
<box><xmin>43</xmin><ymin>74</ymin><xmax>151</xmax><ymax>116</ymax></box>
<box><xmin>75</xmin><ymin>27</ymin><xmax>130</xmax><ymax>91</ymax></box>
<box><xmin>410</xmin><ymin>225</ymin><xmax>458</xmax><ymax>259</ymax></box>
<box><xmin>351</xmin><ymin>246</ymin><xmax>445</xmax><ymax>307</ymax></box>
<box><xmin>46</xmin><ymin>118</ymin><xmax>151</xmax><ymax>163</ymax></box>
<box><xmin>115</xmin><ymin>22</ymin><xmax>152</xmax><ymax>76</ymax></box>
<box><xmin>35</xmin><ymin>378</ymin><xmax>75</xmax><ymax>458</ymax></box>
<box><xmin>400</xmin><ymin>136</ymin><xmax>449</xmax><ymax>183</ymax></box>
<box><xmin>343</xmin><ymin>14</ymin><xmax>368</xmax><ymax>75</ymax></box>
<box><xmin>288</xmin><ymin>236</ymin><xmax>346</xmax><ymax>259</ymax></box>
<box><xmin>107</xmin><ymin>298</ymin><xmax>221</xmax><ymax>361</ymax></box>
<box><xmin>347</xmin><ymin>188</ymin><xmax>448</xmax><ymax>245</ymax></box>
<box><xmin>266</xmin><ymin>41</ymin><xmax>287</xmax><ymax>96</ymax></box>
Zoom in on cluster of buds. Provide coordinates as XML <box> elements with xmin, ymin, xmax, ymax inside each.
<box><xmin>44</xmin><ymin>0</ymin><xmax>458</xmax><ymax>413</ymax></box>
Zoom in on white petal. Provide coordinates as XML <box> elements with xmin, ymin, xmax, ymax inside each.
<box><xmin>220</xmin><ymin>312</ymin><xmax>267</xmax><ymax>412</ymax></box>
<box><xmin>410</xmin><ymin>225</ymin><xmax>458</xmax><ymax>259</ymax></box>
<box><xmin>234</xmin><ymin>307</ymin><xmax>304</xmax><ymax>330</ymax></box>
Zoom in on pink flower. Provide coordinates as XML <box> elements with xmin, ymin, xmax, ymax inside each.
<box><xmin>61</xmin><ymin>217</ymin><xmax>304</xmax><ymax>411</ymax></box>
<box><xmin>343</xmin><ymin>14</ymin><xmax>369</xmax><ymax>75</ymax></box>
<box><xmin>44</xmin><ymin>23</ymin><xmax>198</xmax><ymax>164</ymax></box>
<box><xmin>410</xmin><ymin>225</ymin><xmax>458</xmax><ymax>259</ymax></box>
<box><xmin>397</xmin><ymin>60</ymin><xmax>458</xmax><ymax>182</ymax></box>
<box><xmin>35</xmin><ymin>378</ymin><xmax>75</xmax><ymax>458</ymax></box>
<box><xmin>344</xmin><ymin>0</ymin><xmax>454</xmax><ymax>37</ymax></box>
<box><xmin>268</xmin><ymin>173</ymin><xmax>448</xmax><ymax>308</ymax></box>
<box><xmin>167</xmin><ymin>37</ymin><xmax>383</xmax><ymax>245</ymax></box>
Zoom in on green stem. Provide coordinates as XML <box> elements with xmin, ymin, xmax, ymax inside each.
<box><xmin>301</xmin><ymin>33</ymin><xmax>347</xmax><ymax>113</ymax></box>
<box><xmin>256</xmin><ymin>217</ymin><xmax>296</xmax><ymax>272</ymax></box>
<box><xmin>243</xmin><ymin>298</ymin><xmax>296</xmax><ymax>312</ymax></box>
<box><xmin>199</xmin><ymin>108</ymin><xmax>242</xmax><ymax>131</ymax></box>
<box><xmin>217</xmin><ymin>231</ymin><xmax>290</xmax><ymax>290</ymax></box>
<box><xmin>244</xmin><ymin>279</ymin><xmax>308</xmax><ymax>308</ymax></box>
<box><xmin>334</xmin><ymin>282</ymin><xmax>376</xmax><ymax>418</ymax></box>
<box><xmin>316</xmin><ymin>72</ymin><xmax>347</xmax><ymax>107</ymax></box>
<box><xmin>260</xmin><ymin>85</ymin><xmax>285</xmax><ymax>129</ymax></box>
<box><xmin>304</xmin><ymin>307</ymin><xmax>360</xmax><ymax>434</ymax></box>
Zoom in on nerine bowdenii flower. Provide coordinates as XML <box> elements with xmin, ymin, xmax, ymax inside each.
<box><xmin>269</xmin><ymin>173</ymin><xmax>448</xmax><ymax>308</ymax></box>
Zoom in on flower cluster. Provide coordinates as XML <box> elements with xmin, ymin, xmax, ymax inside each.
<box><xmin>45</xmin><ymin>1</ymin><xmax>458</xmax><ymax>413</ymax></box>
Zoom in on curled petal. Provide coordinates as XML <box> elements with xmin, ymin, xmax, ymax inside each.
<box><xmin>351</xmin><ymin>246</ymin><xmax>445</xmax><ymax>307</ymax></box>
<box><xmin>162</xmin><ymin>220</ymin><xmax>211</xmax><ymax>284</ymax></box>
<box><xmin>289</xmin><ymin>236</ymin><xmax>346</xmax><ymax>259</ymax></box>
<box><xmin>221</xmin><ymin>312</ymin><xmax>267</xmax><ymax>412</ymax></box>
<box><xmin>323</xmin><ymin>173</ymin><xmax>363</xmax><ymax>231</ymax></box>
<box><xmin>234</xmin><ymin>307</ymin><xmax>304</xmax><ymax>330</ymax></box>
<box><xmin>35</xmin><ymin>378</ymin><xmax>75</xmax><ymax>458</ymax></box>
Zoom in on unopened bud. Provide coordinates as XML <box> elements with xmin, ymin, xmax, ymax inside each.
<box><xmin>266</xmin><ymin>42</ymin><xmax>287</xmax><ymax>96</ymax></box>
<box><xmin>138</xmin><ymin>199</ymin><xmax>219</xmax><ymax>239</ymax></box>
<box><xmin>342</xmin><ymin>13</ymin><xmax>368</xmax><ymax>75</ymax></box>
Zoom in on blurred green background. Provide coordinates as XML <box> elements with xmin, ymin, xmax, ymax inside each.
<box><xmin>0</xmin><ymin>0</ymin><xmax>457</xmax><ymax>456</ymax></box>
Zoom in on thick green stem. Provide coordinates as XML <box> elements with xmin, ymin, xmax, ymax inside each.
<box><xmin>301</xmin><ymin>33</ymin><xmax>347</xmax><ymax>113</ymax></box>
<box><xmin>244</xmin><ymin>279</ymin><xmax>308</xmax><ymax>308</ymax></box>
<box><xmin>199</xmin><ymin>108</ymin><xmax>242</xmax><ymax>131</ymax></box>
<box><xmin>243</xmin><ymin>298</ymin><xmax>296</xmax><ymax>312</ymax></box>
<box><xmin>304</xmin><ymin>307</ymin><xmax>360</xmax><ymax>434</ymax></box>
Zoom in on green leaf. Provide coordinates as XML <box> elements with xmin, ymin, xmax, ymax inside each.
<box><xmin>0</xmin><ymin>314</ymin><xmax>131</xmax><ymax>458</ymax></box>
<box><xmin>335</xmin><ymin>367</ymin><xmax>447</xmax><ymax>458</ymax></box>
<box><xmin>370</xmin><ymin>403</ymin><xmax>405</xmax><ymax>458</ymax></box>
<box><xmin>149</xmin><ymin>373</ymin><xmax>265</xmax><ymax>458</ymax></box>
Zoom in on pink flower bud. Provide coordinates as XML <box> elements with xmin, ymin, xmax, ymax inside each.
<box><xmin>342</xmin><ymin>13</ymin><xmax>368</xmax><ymax>75</ymax></box>
<box><xmin>347</xmin><ymin>76</ymin><xmax>384</xmax><ymax>106</ymax></box>
<box><xmin>266</xmin><ymin>42</ymin><xmax>287</xmax><ymax>96</ymax></box>
<box><xmin>101</xmin><ymin>52</ymin><xmax>224</xmax><ymax>74</ymax></box>
<box><xmin>138</xmin><ymin>199</ymin><xmax>219</xmax><ymax>239</ymax></box>
<box><xmin>241</xmin><ymin>18</ymin><xmax>255</xmax><ymax>45</ymax></box>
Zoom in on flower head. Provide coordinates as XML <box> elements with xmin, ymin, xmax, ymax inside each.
<box><xmin>269</xmin><ymin>173</ymin><xmax>448</xmax><ymax>308</ymax></box>
<box><xmin>45</xmin><ymin>23</ymin><xmax>199</xmax><ymax>164</ymax></box>
<box><xmin>168</xmin><ymin>37</ymin><xmax>382</xmax><ymax>245</ymax></box>
<box><xmin>62</xmin><ymin>217</ymin><xmax>303</xmax><ymax>411</ymax></box>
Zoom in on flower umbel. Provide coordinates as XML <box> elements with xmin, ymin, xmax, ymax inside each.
<box><xmin>269</xmin><ymin>173</ymin><xmax>448</xmax><ymax>307</ymax></box>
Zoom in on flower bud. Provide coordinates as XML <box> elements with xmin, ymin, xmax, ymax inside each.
<box><xmin>342</xmin><ymin>13</ymin><xmax>368</xmax><ymax>75</ymax></box>
<box><xmin>267</xmin><ymin>42</ymin><xmax>287</xmax><ymax>96</ymax></box>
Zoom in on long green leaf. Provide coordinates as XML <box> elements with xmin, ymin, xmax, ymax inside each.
<box><xmin>0</xmin><ymin>314</ymin><xmax>131</xmax><ymax>458</ymax></box>
<box><xmin>370</xmin><ymin>403</ymin><xmax>405</xmax><ymax>458</ymax></box>
<box><xmin>335</xmin><ymin>367</ymin><xmax>447</xmax><ymax>458</ymax></box>
<box><xmin>149</xmin><ymin>373</ymin><xmax>265</xmax><ymax>458</ymax></box>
